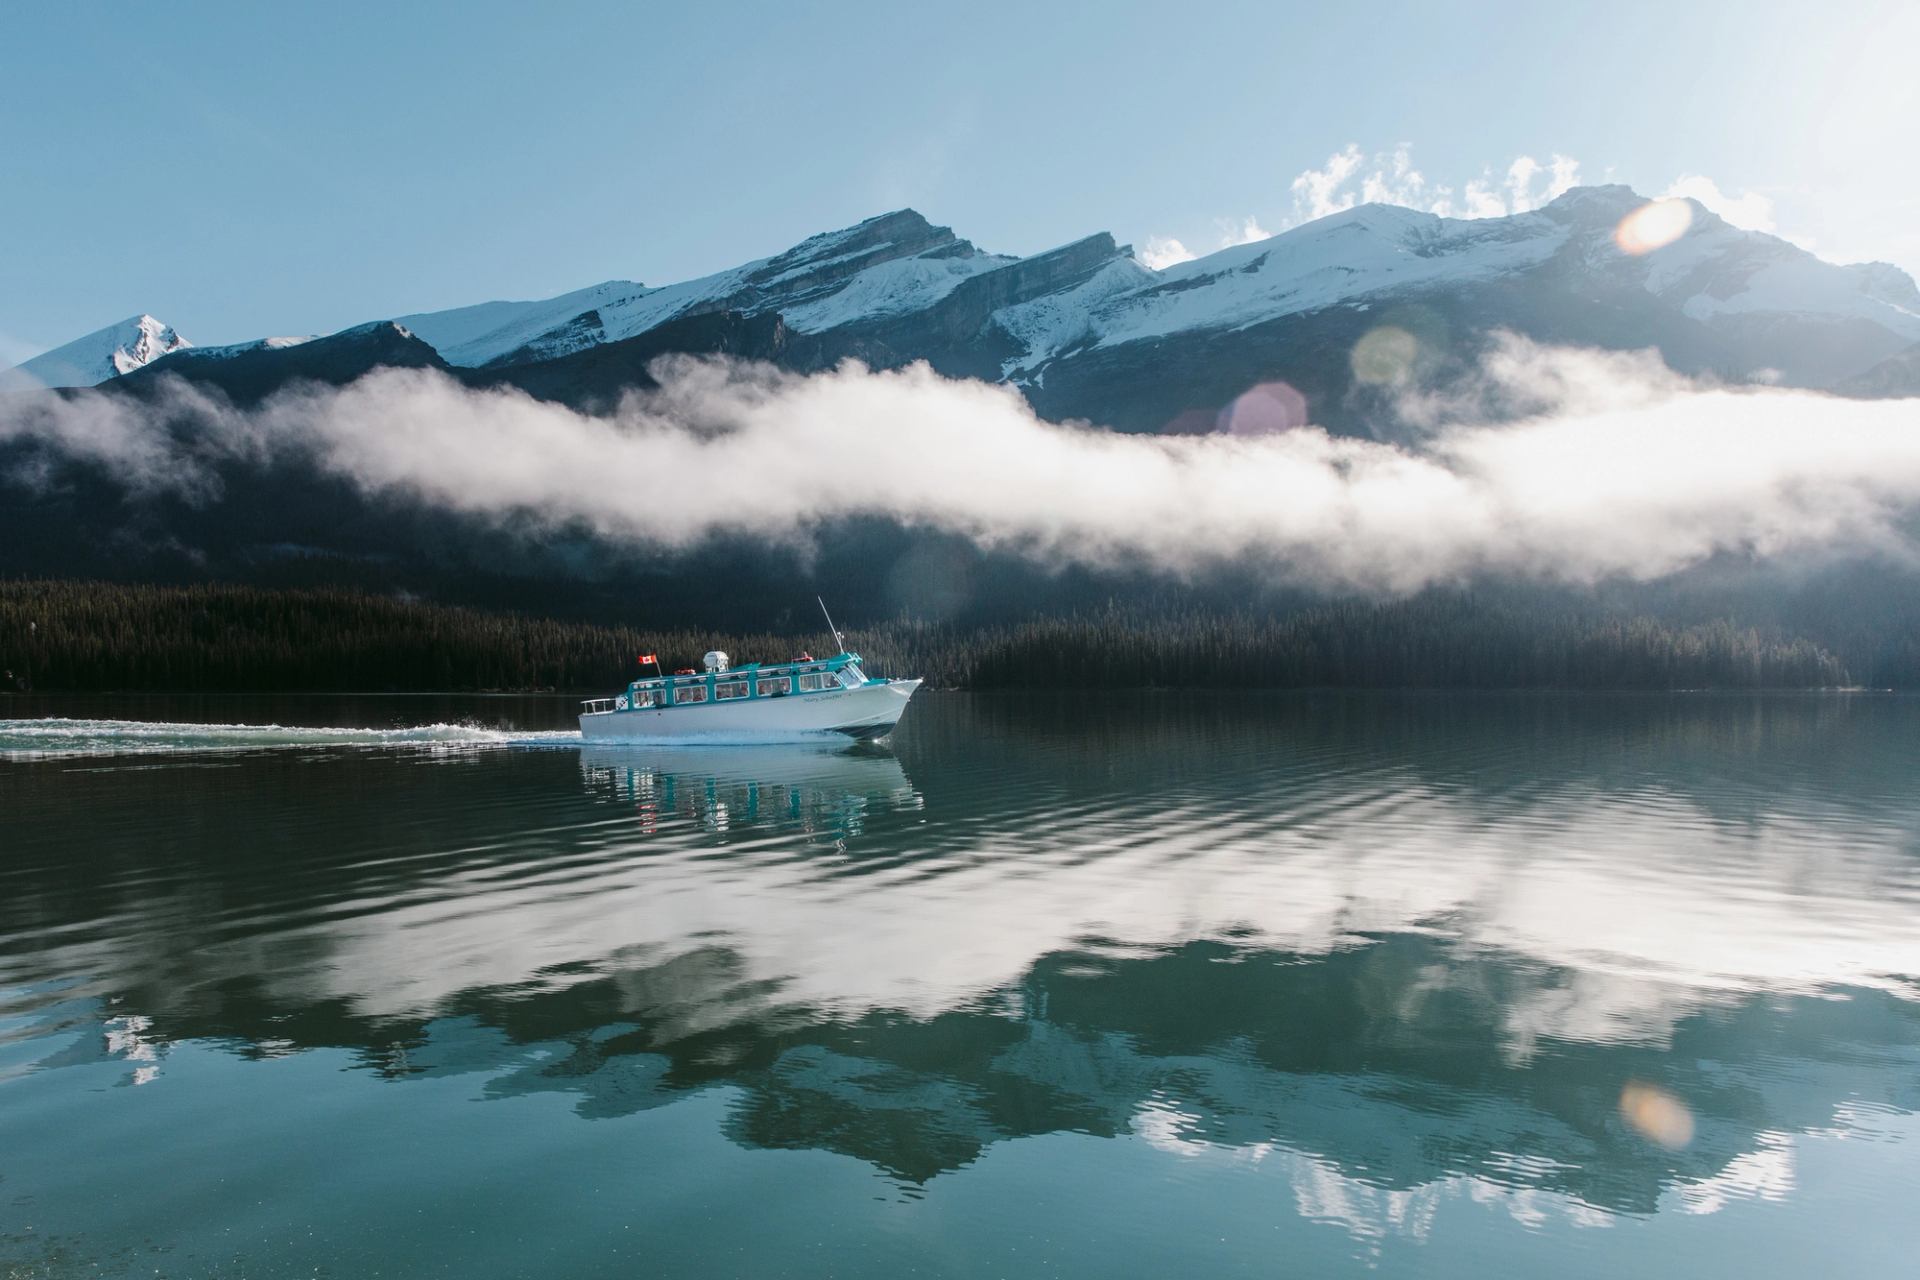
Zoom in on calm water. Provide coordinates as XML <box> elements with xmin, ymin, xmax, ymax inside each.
<box><xmin>2</xmin><ymin>692</ymin><xmax>1917</xmax><ymax>1278</ymax></box>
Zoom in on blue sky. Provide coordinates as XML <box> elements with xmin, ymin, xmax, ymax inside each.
<box><xmin>3</xmin><ymin>0</ymin><xmax>1915</xmax><ymax>358</ymax></box>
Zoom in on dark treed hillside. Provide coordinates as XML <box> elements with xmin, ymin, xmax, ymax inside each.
<box><xmin>0</xmin><ymin>580</ymin><xmax>1854</xmax><ymax>693</ymax></box>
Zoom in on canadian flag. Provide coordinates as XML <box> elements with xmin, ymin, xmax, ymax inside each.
<box><xmin>637</xmin><ymin>653</ymin><xmax>657</xmax><ymax>666</ymax></box>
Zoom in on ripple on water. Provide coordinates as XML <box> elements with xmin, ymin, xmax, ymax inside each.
<box><xmin>1</xmin><ymin>693</ymin><xmax>1918</xmax><ymax>1275</ymax></box>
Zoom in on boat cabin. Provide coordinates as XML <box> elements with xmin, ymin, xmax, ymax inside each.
<box><xmin>581</xmin><ymin>651</ymin><xmax>870</xmax><ymax>716</ymax></box>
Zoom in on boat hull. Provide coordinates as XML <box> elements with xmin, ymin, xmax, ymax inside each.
<box><xmin>579</xmin><ymin>678</ymin><xmax>922</xmax><ymax>743</ymax></box>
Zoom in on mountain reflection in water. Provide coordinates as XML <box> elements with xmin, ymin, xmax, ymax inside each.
<box><xmin>2</xmin><ymin>692</ymin><xmax>1917</xmax><ymax>1274</ymax></box>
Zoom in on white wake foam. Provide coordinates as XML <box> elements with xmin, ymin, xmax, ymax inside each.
<box><xmin>0</xmin><ymin>718</ymin><xmax>583</xmax><ymax>760</ymax></box>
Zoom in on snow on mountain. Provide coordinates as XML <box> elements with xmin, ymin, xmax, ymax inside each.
<box><xmin>1081</xmin><ymin>203</ymin><xmax>1571</xmax><ymax>354</ymax></box>
<box><xmin>182</xmin><ymin>335</ymin><xmax>318</xmax><ymax>361</ymax></box>
<box><xmin>571</xmin><ymin>212</ymin><xmax>1012</xmax><ymax>353</ymax></box>
<box><xmin>399</xmin><ymin>211</ymin><xmax>1017</xmax><ymax>368</ymax></box>
<box><xmin>1639</xmin><ymin>213</ymin><xmax>1920</xmax><ymax>340</ymax></box>
<box><xmin>781</xmin><ymin>250</ymin><xmax>1015</xmax><ymax>332</ymax></box>
<box><xmin>22</xmin><ymin>187</ymin><xmax>1920</xmax><ymax>413</ymax></box>
<box><xmin>6</xmin><ymin>314</ymin><xmax>191</xmax><ymax>388</ymax></box>
<box><xmin>994</xmin><ymin>255</ymin><xmax>1158</xmax><ymax>379</ymax></box>
<box><xmin>981</xmin><ymin>186</ymin><xmax>1920</xmax><ymax>388</ymax></box>
<box><xmin>398</xmin><ymin>280</ymin><xmax>652</xmax><ymax>368</ymax></box>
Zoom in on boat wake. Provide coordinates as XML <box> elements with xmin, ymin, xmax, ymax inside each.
<box><xmin>0</xmin><ymin>717</ymin><xmax>584</xmax><ymax>760</ymax></box>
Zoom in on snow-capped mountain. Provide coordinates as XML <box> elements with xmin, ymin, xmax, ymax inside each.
<box><xmin>5</xmin><ymin>314</ymin><xmax>191</xmax><ymax>388</ymax></box>
<box><xmin>397</xmin><ymin>280</ymin><xmax>650</xmax><ymax>368</ymax></box>
<box><xmin>180</xmin><ymin>335</ymin><xmax>317</xmax><ymax>361</ymax></box>
<box><xmin>397</xmin><ymin>209</ymin><xmax>1017</xmax><ymax>368</ymax></box>
<box><xmin>390</xmin><ymin>186</ymin><xmax>1920</xmax><ymax>430</ymax></box>
<box><xmin>10</xmin><ymin>187</ymin><xmax>1920</xmax><ymax>625</ymax></box>
<box><xmin>23</xmin><ymin>187</ymin><xmax>1920</xmax><ymax>434</ymax></box>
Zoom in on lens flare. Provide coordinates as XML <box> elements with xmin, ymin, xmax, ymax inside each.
<box><xmin>1218</xmin><ymin>381</ymin><xmax>1310</xmax><ymax>435</ymax></box>
<box><xmin>1614</xmin><ymin>199</ymin><xmax>1695</xmax><ymax>255</ymax></box>
<box><xmin>1351</xmin><ymin>325</ymin><xmax>1420</xmax><ymax>386</ymax></box>
<box><xmin>1620</xmin><ymin>1081</ymin><xmax>1695</xmax><ymax>1149</ymax></box>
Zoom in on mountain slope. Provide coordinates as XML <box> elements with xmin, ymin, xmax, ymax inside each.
<box><xmin>497</xmin><ymin>209</ymin><xmax>1016</xmax><ymax>365</ymax></box>
<box><xmin>409</xmin><ymin>188</ymin><xmax>1920</xmax><ymax>429</ymax></box>
<box><xmin>21</xmin><ymin>187</ymin><xmax>1920</xmax><ymax>433</ymax></box>
<box><xmin>397</xmin><ymin>280</ymin><xmax>650</xmax><ymax>368</ymax></box>
<box><xmin>5</xmin><ymin>315</ymin><xmax>191</xmax><ymax>388</ymax></box>
<box><xmin>126</xmin><ymin>321</ymin><xmax>443</xmax><ymax>406</ymax></box>
<box><xmin>1838</xmin><ymin>340</ymin><xmax>1920</xmax><ymax>398</ymax></box>
<box><xmin>1010</xmin><ymin>186</ymin><xmax>1920</xmax><ymax>430</ymax></box>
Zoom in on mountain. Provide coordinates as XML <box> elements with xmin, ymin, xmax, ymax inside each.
<box><xmin>21</xmin><ymin>188</ymin><xmax>1919</xmax><ymax>429</ymax></box>
<box><xmin>1840</xmin><ymin>340</ymin><xmax>1920</xmax><ymax>398</ymax></box>
<box><xmin>7</xmin><ymin>187</ymin><xmax>1920</xmax><ymax>624</ymax></box>
<box><xmin>398</xmin><ymin>209</ymin><xmax>1019</xmax><ymax>369</ymax></box>
<box><xmin>125</xmin><ymin>321</ymin><xmax>440</xmax><ymax>406</ymax></box>
<box><xmin>397</xmin><ymin>280</ymin><xmax>649</xmax><ymax>368</ymax></box>
<box><xmin>1018</xmin><ymin>186</ymin><xmax>1920</xmax><ymax>431</ymax></box>
<box><xmin>4</xmin><ymin>314</ymin><xmax>191</xmax><ymax>389</ymax></box>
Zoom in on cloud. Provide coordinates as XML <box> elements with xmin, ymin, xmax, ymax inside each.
<box><xmin>1293</xmin><ymin>144</ymin><xmax>1582</xmax><ymax>225</ymax></box>
<box><xmin>1291</xmin><ymin>143</ymin><xmax>1369</xmax><ymax>220</ymax></box>
<box><xmin>5</xmin><ymin>344</ymin><xmax>1920</xmax><ymax>592</ymax></box>
<box><xmin>1139</xmin><ymin>236</ymin><xmax>1196</xmax><ymax>270</ymax></box>
<box><xmin>1662</xmin><ymin>175</ymin><xmax>1778</xmax><ymax>235</ymax></box>
<box><xmin>1147</xmin><ymin>145</ymin><xmax>1586</xmax><ymax>265</ymax></box>
<box><xmin>1142</xmin><ymin>216</ymin><xmax>1271</xmax><ymax>269</ymax></box>
<box><xmin>1216</xmin><ymin>216</ymin><xmax>1271</xmax><ymax>248</ymax></box>
<box><xmin>0</xmin><ymin>375</ymin><xmax>237</xmax><ymax>499</ymax></box>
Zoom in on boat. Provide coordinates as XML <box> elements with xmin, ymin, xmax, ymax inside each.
<box><xmin>579</xmin><ymin>648</ymin><xmax>922</xmax><ymax>742</ymax></box>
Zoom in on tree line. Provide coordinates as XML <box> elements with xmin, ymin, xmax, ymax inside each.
<box><xmin>0</xmin><ymin>578</ymin><xmax>1854</xmax><ymax>693</ymax></box>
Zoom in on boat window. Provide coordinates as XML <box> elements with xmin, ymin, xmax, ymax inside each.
<box><xmin>757</xmin><ymin>676</ymin><xmax>791</xmax><ymax>697</ymax></box>
<box><xmin>715</xmin><ymin>680</ymin><xmax>749</xmax><ymax>701</ymax></box>
<box><xmin>838</xmin><ymin>666</ymin><xmax>864</xmax><ymax>688</ymax></box>
<box><xmin>673</xmin><ymin>683</ymin><xmax>707</xmax><ymax>705</ymax></box>
<box><xmin>631</xmin><ymin>688</ymin><xmax>658</xmax><ymax>709</ymax></box>
<box><xmin>798</xmin><ymin>673</ymin><xmax>825</xmax><ymax>692</ymax></box>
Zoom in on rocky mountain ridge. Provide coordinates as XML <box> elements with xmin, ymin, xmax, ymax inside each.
<box><xmin>13</xmin><ymin>188</ymin><xmax>1919</xmax><ymax>438</ymax></box>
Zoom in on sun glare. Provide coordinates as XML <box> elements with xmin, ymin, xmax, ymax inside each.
<box><xmin>1620</xmin><ymin>1081</ymin><xmax>1696</xmax><ymax>1149</ymax></box>
<box><xmin>1614</xmin><ymin>198</ymin><xmax>1695</xmax><ymax>255</ymax></box>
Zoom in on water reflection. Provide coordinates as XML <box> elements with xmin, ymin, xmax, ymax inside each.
<box><xmin>3</xmin><ymin>693</ymin><xmax>1919</xmax><ymax>1262</ymax></box>
<box><xmin>577</xmin><ymin>741</ymin><xmax>920</xmax><ymax>842</ymax></box>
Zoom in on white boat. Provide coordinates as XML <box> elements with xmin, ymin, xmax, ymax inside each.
<box><xmin>579</xmin><ymin>648</ymin><xmax>922</xmax><ymax>742</ymax></box>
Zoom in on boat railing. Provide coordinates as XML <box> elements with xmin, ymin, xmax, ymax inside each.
<box><xmin>583</xmin><ymin>651</ymin><xmax>869</xmax><ymax>718</ymax></box>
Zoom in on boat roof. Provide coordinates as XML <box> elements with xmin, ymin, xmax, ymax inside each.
<box><xmin>632</xmin><ymin>651</ymin><xmax>861</xmax><ymax>686</ymax></box>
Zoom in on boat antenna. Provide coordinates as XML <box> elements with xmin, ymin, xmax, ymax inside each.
<box><xmin>816</xmin><ymin>595</ymin><xmax>847</xmax><ymax>654</ymax></box>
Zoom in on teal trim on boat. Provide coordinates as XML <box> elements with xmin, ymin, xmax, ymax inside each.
<box><xmin>593</xmin><ymin>651</ymin><xmax>870</xmax><ymax>713</ymax></box>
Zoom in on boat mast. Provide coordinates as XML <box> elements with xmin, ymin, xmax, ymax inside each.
<box><xmin>816</xmin><ymin>595</ymin><xmax>847</xmax><ymax>655</ymax></box>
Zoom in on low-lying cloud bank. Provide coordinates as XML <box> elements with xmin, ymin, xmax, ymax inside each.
<box><xmin>5</xmin><ymin>338</ymin><xmax>1920</xmax><ymax>592</ymax></box>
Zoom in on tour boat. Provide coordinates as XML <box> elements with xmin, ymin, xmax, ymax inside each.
<box><xmin>578</xmin><ymin>649</ymin><xmax>922</xmax><ymax>742</ymax></box>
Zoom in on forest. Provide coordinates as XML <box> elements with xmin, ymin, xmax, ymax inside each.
<box><xmin>0</xmin><ymin>578</ymin><xmax>1859</xmax><ymax>693</ymax></box>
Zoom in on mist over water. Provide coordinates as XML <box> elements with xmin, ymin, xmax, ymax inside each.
<box><xmin>3</xmin><ymin>691</ymin><xmax>1917</xmax><ymax>1277</ymax></box>
<box><xmin>7</xmin><ymin>340</ymin><xmax>1920</xmax><ymax>589</ymax></box>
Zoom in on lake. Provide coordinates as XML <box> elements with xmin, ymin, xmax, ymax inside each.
<box><xmin>2</xmin><ymin>691</ymin><xmax>1917</xmax><ymax>1277</ymax></box>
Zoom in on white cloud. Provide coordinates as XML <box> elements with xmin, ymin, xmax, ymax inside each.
<box><xmin>1290</xmin><ymin>144</ymin><xmax>1583</xmax><ymax>227</ymax></box>
<box><xmin>1290</xmin><ymin>142</ymin><xmax>1367</xmax><ymax>220</ymax></box>
<box><xmin>1138</xmin><ymin>212</ymin><xmax>1270</xmax><ymax>270</ymax></box>
<box><xmin>1662</xmin><ymin>175</ymin><xmax>1778</xmax><ymax>234</ymax></box>
<box><xmin>8</xmin><ymin>343</ymin><xmax>1920</xmax><ymax>593</ymax></box>
<box><xmin>1216</xmin><ymin>215</ymin><xmax>1271</xmax><ymax>248</ymax></box>
<box><xmin>1139</xmin><ymin>235</ymin><xmax>1196</xmax><ymax>270</ymax></box>
<box><xmin>1146</xmin><ymin>145</ymin><xmax>1588</xmax><ymax>270</ymax></box>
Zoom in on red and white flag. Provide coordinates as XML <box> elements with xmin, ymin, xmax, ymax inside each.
<box><xmin>638</xmin><ymin>653</ymin><xmax>657</xmax><ymax>666</ymax></box>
